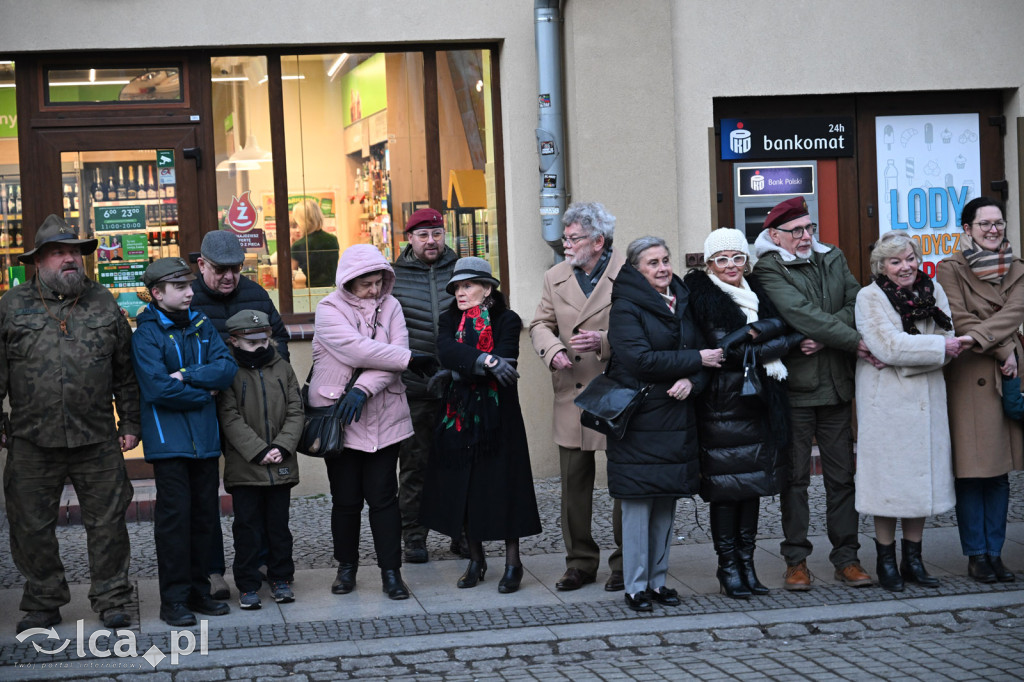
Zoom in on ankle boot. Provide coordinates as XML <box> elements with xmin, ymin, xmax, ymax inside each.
<box><xmin>331</xmin><ymin>563</ymin><xmax>357</xmax><ymax>594</ymax></box>
<box><xmin>457</xmin><ymin>559</ymin><xmax>487</xmax><ymax>588</ymax></box>
<box><xmin>900</xmin><ymin>538</ymin><xmax>939</xmax><ymax>587</ymax></box>
<box><xmin>874</xmin><ymin>539</ymin><xmax>904</xmax><ymax>592</ymax></box>
<box><xmin>381</xmin><ymin>568</ymin><xmax>410</xmax><ymax>600</ymax></box>
<box><xmin>711</xmin><ymin>503</ymin><xmax>751</xmax><ymax>599</ymax></box>
<box><xmin>737</xmin><ymin>498</ymin><xmax>769</xmax><ymax>595</ymax></box>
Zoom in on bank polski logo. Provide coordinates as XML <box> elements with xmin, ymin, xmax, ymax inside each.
<box><xmin>750</xmin><ymin>170</ymin><xmax>765</xmax><ymax>191</ymax></box>
<box><xmin>16</xmin><ymin>619</ymin><xmax>209</xmax><ymax>670</ymax></box>
<box><xmin>730</xmin><ymin>122</ymin><xmax>752</xmax><ymax>155</ymax></box>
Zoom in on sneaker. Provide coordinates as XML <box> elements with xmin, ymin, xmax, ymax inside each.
<box><xmin>209</xmin><ymin>573</ymin><xmax>230</xmax><ymax>601</ymax></box>
<box><xmin>159</xmin><ymin>603</ymin><xmax>197</xmax><ymax>627</ymax></box>
<box><xmin>16</xmin><ymin>609</ymin><xmax>61</xmax><ymax>633</ymax></box>
<box><xmin>834</xmin><ymin>562</ymin><xmax>873</xmax><ymax>587</ymax></box>
<box><xmin>239</xmin><ymin>591</ymin><xmax>262</xmax><ymax>610</ymax></box>
<box><xmin>270</xmin><ymin>581</ymin><xmax>294</xmax><ymax>604</ymax></box>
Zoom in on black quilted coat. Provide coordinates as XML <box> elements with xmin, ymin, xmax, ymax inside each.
<box><xmin>684</xmin><ymin>269</ymin><xmax>801</xmax><ymax>502</ymax></box>
<box><xmin>605</xmin><ymin>262</ymin><xmax>709</xmax><ymax>499</ymax></box>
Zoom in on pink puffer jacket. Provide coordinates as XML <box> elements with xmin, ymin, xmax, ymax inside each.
<box><xmin>309</xmin><ymin>244</ymin><xmax>413</xmax><ymax>452</ymax></box>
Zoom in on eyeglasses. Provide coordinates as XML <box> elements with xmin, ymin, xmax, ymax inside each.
<box><xmin>972</xmin><ymin>220</ymin><xmax>1007</xmax><ymax>232</ymax></box>
<box><xmin>561</xmin><ymin>234</ymin><xmax>589</xmax><ymax>245</ymax></box>
<box><xmin>773</xmin><ymin>223</ymin><xmax>817</xmax><ymax>237</ymax></box>
<box><xmin>710</xmin><ymin>254</ymin><xmax>748</xmax><ymax>268</ymax></box>
<box><xmin>205</xmin><ymin>260</ymin><xmax>242</xmax><ymax>275</ymax></box>
<box><xmin>409</xmin><ymin>229</ymin><xmax>445</xmax><ymax>241</ymax></box>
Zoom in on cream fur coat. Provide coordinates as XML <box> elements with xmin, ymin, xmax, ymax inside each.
<box><xmin>854</xmin><ymin>281</ymin><xmax>956</xmax><ymax>517</ymax></box>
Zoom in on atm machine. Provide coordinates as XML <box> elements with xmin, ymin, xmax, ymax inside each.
<box><xmin>732</xmin><ymin>160</ymin><xmax>819</xmax><ymax>242</ymax></box>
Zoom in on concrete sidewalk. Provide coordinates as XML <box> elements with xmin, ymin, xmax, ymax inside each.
<box><xmin>1</xmin><ymin>476</ymin><xmax>1024</xmax><ymax>679</ymax></box>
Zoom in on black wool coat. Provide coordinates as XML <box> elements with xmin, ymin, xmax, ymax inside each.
<box><xmin>684</xmin><ymin>270</ymin><xmax>801</xmax><ymax>502</ymax></box>
<box><xmin>605</xmin><ymin>262</ymin><xmax>709</xmax><ymax>499</ymax></box>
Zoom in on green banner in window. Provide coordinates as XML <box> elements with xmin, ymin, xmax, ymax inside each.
<box><xmin>98</xmin><ymin>262</ymin><xmax>146</xmax><ymax>289</ymax></box>
<box><xmin>95</xmin><ymin>204</ymin><xmax>145</xmax><ymax>232</ymax></box>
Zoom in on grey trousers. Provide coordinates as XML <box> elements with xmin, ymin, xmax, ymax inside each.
<box><xmin>621</xmin><ymin>497</ymin><xmax>676</xmax><ymax>596</ymax></box>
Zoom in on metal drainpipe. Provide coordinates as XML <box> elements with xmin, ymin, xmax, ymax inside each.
<box><xmin>535</xmin><ymin>0</ymin><xmax>567</xmax><ymax>259</ymax></box>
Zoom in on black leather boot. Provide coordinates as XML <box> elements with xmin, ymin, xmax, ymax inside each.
<box><xmin>381</xmin><ymin>568</ymin><xmax>410</xmax><ymax>600</ymax></box>
<box><xmin>737</xmin><ymin>498</ymin><xmax>769</xmax><ymax>595</ymax></box>
<box><xmin>968</xmin><ymin>555</ymin><xmax>997</xmax><ymax>583</ymax></box>
<box><xmin>331</xmin><ymin>563</ymin><xmax>357</xmax><ymax>594</ymax></box>
<box><xmin>900</xmin><ymin>538</ymin><xmax>939</xmax><ymax>587</ymax></box>
<box><xmin>457</xmin><ymin>560</ymin><xmax>487</xmax><ymax>588</ymax></box>
<box><xmin>987</xmin><ymin>555</ymin><xmax>1016</xmax><ymax>583</ymax></box>
<box><xmin>711</xmin><ymin>503</ymin><xmax>751</xmax><ymax>599</ymax></box>
<box><xmin>874</xmin><ymin>539</ymin><xmax>904</xmax><ymax>592</ymax></box>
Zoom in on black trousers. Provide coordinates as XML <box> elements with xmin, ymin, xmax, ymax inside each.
<box><xmin>326</xmin><ymin>444</ymin><xmax>402</xmax><ymax>570</ymax></box>
<box><xmin>153</xmin><ymin>457</ymin><xmax>220</xmax><ymax>605</ymax></box>
<box><xmin>230</xmin><ymin>485</ymin><xmax>294</xmax><ymax>593</ymax></box>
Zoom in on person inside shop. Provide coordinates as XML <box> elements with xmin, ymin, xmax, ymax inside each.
<box><xmin>419</xmin><ymin>257</ymin><xmax>542</xmax><ymax>594</ymax></box>
<box><xmin>291</xmin><ymin>198</ymin><xmax>340</xmax><ymax>288</ymax></box>
<box><xmin>685</xmin><ymin>228</ymin><xmax>800</xmax><ymax>599</ymax></box>
<box><xmin>192</xmin><ymin>228</ymin><xmax>290</xmax><ymax>602</ymax></box>
<box><xmin>3</xmin><ymin>214</ymin><xmax>140</xmax><ymax>633</ymax></box>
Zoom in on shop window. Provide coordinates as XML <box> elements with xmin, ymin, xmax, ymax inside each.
<box><xmin>0</xmin><ymin>60</ymin><xmax>22</xmax><ymax>294</ymax></box>
<box><xmin>46</xmin><ymin>66</ymin><xmax>184</xmax><ymax>104</ymax></box>
<box><xmin>436</xmin><ymin>50</ymin><xmax>500</xmax><ymax>280</ymax></box>
<box><xmin>210</xmin><ymin>56</ymin><xmax>276</xmax><ymax>305</ymax></box>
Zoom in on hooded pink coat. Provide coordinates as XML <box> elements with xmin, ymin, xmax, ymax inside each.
<box><xmin>309</xmin><ymin>244</ymin><xmax>414</xmax><ymax>452</ymax></box>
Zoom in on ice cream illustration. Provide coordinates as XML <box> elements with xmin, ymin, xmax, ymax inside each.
<box><xmin>942</xmin><ymin>128</ymin><xmax>952</xmax><ymax>144</ymax></box>
<box><xmin>884</xmin><ymin>160</ymin><xmax>898</xmax><ymax>203</ymax></box>
<box><xmin>965</xmin><ymin>180</ymin><xmax>975</xmax><ymax>200</ymax></box>
<box><xmin>955</xmin><ymin>154</ymin><xmax>966</xmax><ymax>169</ymax></box>
<box><xmin>884</xmin><ymin>125</ymin><xmax>894</xmax><ymax>151</ymax></box>
<box><xmin>924</xmin><ymin>160</ymin><xmax>940</xmax><ymax>176</ymax></box>
<box><xmin>924</xmin><ymin>123</ymin><xmax>933</xmax><ymax>151</ymax></box>
<box><xmin>944</xmin><ymin>173</ymin><xmax>954</xmax><ymax>189</ymax></box>
<box><xmin>905</xmin><ymin>157</ymin><xmax>915</xmax><ymax>182</ymax></box>
<box><xmin>900</xmin><ymin>128</ymin><xmax>918</xmax><ymax>148</ymax></box>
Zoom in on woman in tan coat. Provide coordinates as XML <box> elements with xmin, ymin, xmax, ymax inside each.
<box><xmin>936</xmin><ymin>196</ymin><xmax>1024</xmax><ymax>584</ymax></box>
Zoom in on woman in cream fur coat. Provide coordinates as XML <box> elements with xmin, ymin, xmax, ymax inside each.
<box><xmin>855</xmin><ymin>232</ymin><xmax>969</xmax><ymax>592</ymax></box>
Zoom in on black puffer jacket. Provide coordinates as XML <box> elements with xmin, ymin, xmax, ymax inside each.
<box><xmin>391</xmin><ymin>245</ymin><xmax>457</xmax><ymax>399</ymax></box>
<box><xmin>190</xmin><ymin>275</ymin><xmax>290</xmax><ymax>362</ymax></box>
<box><xmin>684</xmin><ymin>270</ymin><xmax>801</xmax><ymax>502</ymax></box>
<box><xmin>605</xmin><ymin>262</ymin><xmax>709</xmax><ymax>499</ymax></box>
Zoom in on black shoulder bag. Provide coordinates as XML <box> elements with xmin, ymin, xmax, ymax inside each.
<box><xmin>574</xmin><ymin>354</ymin><xmax>651</xmax><ymax>440</ymax></box>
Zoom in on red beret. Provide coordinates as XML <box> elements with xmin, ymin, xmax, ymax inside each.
<box><xmin>763</xmin><ymin>196</ymin><xmax>810</xmax><ymax>231</ymax></box>
<box><xmin>406</xmin><ymin>208</ymin><xmax>444</xmax><ymax>232</ymax></box>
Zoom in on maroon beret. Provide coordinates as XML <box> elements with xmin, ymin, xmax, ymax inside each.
<box><xmin>406</xmin><ymin>208</ymin><xmax>444</xmax><ymax>232</ymax></box>
<box><xmin>763</xmin><ymin>196</ymin><xmax>810</xmax><ymax>231</ymax></box>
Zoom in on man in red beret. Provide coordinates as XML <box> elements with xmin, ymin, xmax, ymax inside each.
<box><xmin>752</xmin><ymin>196</ymin><xmax>880</xmax><ymax>591</ymax></box>
<box><xmin>391</xmin><ymin>208</ymin><xmax>460</xmax><ymax>563</ymax></box>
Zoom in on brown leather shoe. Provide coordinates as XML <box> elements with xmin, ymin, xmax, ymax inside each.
<box><xmin>783</xmin><ymin>560</ymin><xmax>812</xmax><ymax>591</ymax></box>
<box><xmin>604</xmin><ymin>570</ymin><xmax>625</xmax><ymax>592</ymax></box>
<box><xmin>555</xmin><ymin>567</ymin><xmax>595</xmax><ymax>591</ymax></box>
<box><xmin>834</xmin><ymin>562</ymin><xmax>872</xmax><ymax>587</ymax></box>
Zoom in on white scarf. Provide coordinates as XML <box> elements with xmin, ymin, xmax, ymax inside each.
<box><xmin>707</xmin><ymin>273</ymin><xmax>788</xmax><ymax>381</ymax></box>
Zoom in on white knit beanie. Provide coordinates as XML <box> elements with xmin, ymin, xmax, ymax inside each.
<box><xmin>703</xmin><ymin>227</ymin><xmax>753</xmax><ymax>264</ymax></box>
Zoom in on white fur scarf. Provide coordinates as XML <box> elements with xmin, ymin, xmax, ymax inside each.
<box><xmin>707</xmin><ymin>273</ymin><xmax>788</xmax><ymax>381</ymax></box>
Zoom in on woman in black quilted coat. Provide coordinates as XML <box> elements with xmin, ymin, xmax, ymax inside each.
<box><xmin>605</xmin><ymin>236</ymin><xmax>719</xmax><ymax>612</ymax></box>
<box><xmin>684</xmin><ymin>228</ymin><xmax>801</xmax><ymax>599</ymax></box>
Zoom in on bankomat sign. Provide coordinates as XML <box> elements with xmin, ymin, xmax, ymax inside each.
<box><xmin>721</xmin><ymin>117</ymin><xmax>855</xmax><ymax>160</ymax></box>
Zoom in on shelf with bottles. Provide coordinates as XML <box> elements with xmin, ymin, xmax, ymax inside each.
<box><xmin>86</xmin><ymin>162</ymin><xmax>173</xmax><ymax>205</ymax></box>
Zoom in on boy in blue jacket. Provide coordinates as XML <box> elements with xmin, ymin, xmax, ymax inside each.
<box><xmin>132</xmin><ymin>257</ymin><xmax>238</xmax><ymax>627</ymax></box>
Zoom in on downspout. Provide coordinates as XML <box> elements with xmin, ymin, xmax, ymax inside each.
<box><xmin>535</xmin><ymin>0</ymin><xmax>567</xmax><ymax>261</ymax></box>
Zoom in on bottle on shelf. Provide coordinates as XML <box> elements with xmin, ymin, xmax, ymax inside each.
<box><xmin>72</xmin><ymin>181</ymin><xmax>80</xmax><ymax>211</ymax></box>
<box><xmin>63</xmin><ymin>184</ymin><xmax>72</xmax><ymax>211</ymax></box>
<box><xmin>116</xmin><ymin>166</ymin><xmax>127</xmax><ymax>200</ymax></box>
<box><xmin>146</xmin><ymin>165</ymin><xmax>157</xmax><ymax>200</ymax></box>
<box><xmin>14</xmin><ymin>185</ymin><xmax>21</xmax><ymax>214</ymax></box>
<box><xmin>1</xmin><ymin>184</ymin><xmax>7</xmax><ymax>215</ymax></box>
<box><xmin>92</xmin><ymin>169</ymin><xmax>103</xmax><ymax>202</ymax></box>
<box><xmin>106</xmin><ymin>174</ymin><xmax>117</xmax><ymax>201</ymax></box>
<box><xmin>126</xmin><ymin>166</ymin><xmax>137</xmax><ymax>200</ymax></box>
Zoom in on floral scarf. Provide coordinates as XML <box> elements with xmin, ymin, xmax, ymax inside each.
<box><xmin>437</xmin><ymin>305</ymin><xmax>501</xmax><ymax>467</ymax></box>
<box><xmin>874</xmin><ymin>271</ymin><xmax>952</xmax><ymax>335</ymax></box>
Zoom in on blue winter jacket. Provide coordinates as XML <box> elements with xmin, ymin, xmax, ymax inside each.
<box><xmin>132</xmin><ymin>305</ymin><xmax>238</xmax><ymax>461</ymax></box>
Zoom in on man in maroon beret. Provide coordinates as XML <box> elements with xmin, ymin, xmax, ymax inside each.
<box><xmin>752</xmin><ymin>196</ymin><xmax>880</xmax><ymax>591</ymax></box>
<box><xmin>391</xmin><ymin>208</ymin><xmax>460</xmax><ymax>563</ymax></box>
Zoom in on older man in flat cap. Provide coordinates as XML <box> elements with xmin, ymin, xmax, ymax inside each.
<box><xmin>753</xmin><ymin>196</ymin><xmax>880</xmax><ymax>591</ymax></box>
<box><xmin>1</xmin><ymin>214</ymin><xmax>140</xmax><ymax>632</ymax></box>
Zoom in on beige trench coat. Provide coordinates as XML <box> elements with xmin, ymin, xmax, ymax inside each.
<box><xmin>529</xmin><ymin>250</ymin><xmax>625</xmax><ymax>451</ymax></box>
<box><xmin>936</xmin><ymin>252</ymin><xmax>1024</xmax><ymax>478</ymax></box>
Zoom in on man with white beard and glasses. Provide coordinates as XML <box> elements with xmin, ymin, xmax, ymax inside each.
<box><xmin>1</xmin><ymin>214</ymin><xmax>140</xmax><ymax>633</ymax></box>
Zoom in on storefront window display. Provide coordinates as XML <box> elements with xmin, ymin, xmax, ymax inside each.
<box><xmin>0</xmin><ymin>61</ymin><xmax>23</xmax><ymax>295</ymax></box>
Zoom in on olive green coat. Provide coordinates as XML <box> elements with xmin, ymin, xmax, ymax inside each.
<box><xmin>936</xmin><ymin>252</ymin><xmax>1024</xmax><ymax>478</ymax></box>
<box><xmin>752</xmin><ymin>237</ymin><xmax>861</xmax><ymax>408</ymax></box>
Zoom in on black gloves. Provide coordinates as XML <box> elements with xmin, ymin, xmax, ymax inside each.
<box><xmin>338</xmin><ymin>387</ymin><xmax>368</xmax><ymax>425</ymax></box>
<box><xmin>408</xmin><ymin>352</ymin><xmax>440</xmax><ymax>377</ymax></box>
<box><xmin>426</xmin><ymin>369</ymin><xmax>453</xmax><ymax>395</ymax></box>
<box><xmin>486</xmin><ymin>356</ymin><xmax>520</xmax><ymax>387</ymax></box>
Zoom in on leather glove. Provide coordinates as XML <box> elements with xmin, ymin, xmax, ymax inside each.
<box><xmin>486</xmin><ymin>356</ymin><xmax>520</xmax><ymax>387</ymax></box>
<box><xmin>426</xmin><ymin>368</ymin><xmax>453</xmax><ymax>395</ymax></box>
<box><xmin>338</xmin><ymin>387</ymin><xmax>368</xmax><ymax>426</ymax></box>
<box><xmin>408</xmin><ymin>352</ymin><xmax>440</xmax><ymax>377</ymax></box>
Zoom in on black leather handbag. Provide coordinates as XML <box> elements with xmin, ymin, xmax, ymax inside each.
<box><xmin>296</xmin><ymin>369</ymin><xmax>362</xmax><ymax>458</ymax></box>
<box><xmin>740</xmin><ymin>345</ymin><xmax>763</xmax><ymax>398</ymax></box>
<box><xmin>575</xmin><ymin>369</ymin><xmax>651</xmax><ymax>440</ymax></box>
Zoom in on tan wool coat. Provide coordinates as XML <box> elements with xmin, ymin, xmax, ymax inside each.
<box><xmin>936</xmin><ymin>252</ymin><xmax>1024</xmax><ymax>478</ymax></box>
<box><xmin>529</xmin><ymin>249</ymin><xmax>625</xmax><ymax>451</ymax></box>
<box><xmin>853</xmin><ymin>281</ymin><xmax>955</xmax><ymax>517</ymax></box>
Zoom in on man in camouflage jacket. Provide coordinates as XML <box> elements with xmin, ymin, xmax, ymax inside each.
<box><xmin>1</xmin><ymin>214</ymin><xmax>140</xmax><ymax>633</ymax></box>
